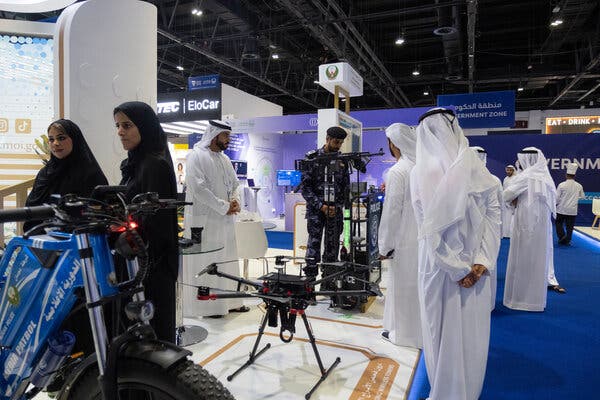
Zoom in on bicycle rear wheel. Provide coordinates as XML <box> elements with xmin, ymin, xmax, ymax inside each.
<box><xmin>66</xmin><ymin>358</ymin><xmax>235</xmax><ymax>400</ymax></box>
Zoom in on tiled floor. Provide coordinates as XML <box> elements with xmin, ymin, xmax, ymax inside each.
<box><xmin>574</xmin><ymin>225</ymin><xmax>600</xmax><ymax>241</ymax></box>
<box><xmin>34</xmin><ymin>251</ymin><xmax>416</xmax><ymax>400</ymax></box>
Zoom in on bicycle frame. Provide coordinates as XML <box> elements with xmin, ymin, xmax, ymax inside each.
<box><xmin>0</xmin><ymin>229</ymin><xmax>121</xmax><ymax>399</ymax></box>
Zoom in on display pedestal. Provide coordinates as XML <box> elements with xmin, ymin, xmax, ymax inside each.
<box><xmin>235</xmin><ymin>220</ymin><xmax>268</xmax><ymax>280</ymax></box>
<box><xmin>177</xmin><ymin>241</ymin><xmax>223</xmax><ymax>347</ymax></box>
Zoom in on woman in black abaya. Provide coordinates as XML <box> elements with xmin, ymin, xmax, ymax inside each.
<box><xmin>113</xmin><ymin>101</ymin><xmax>179</xmax><ymax>343</ymax></box>
<box><xmin>24</xmin><ymin>119</ymin><xmax>108</xmax><ymax>231</ymax></box>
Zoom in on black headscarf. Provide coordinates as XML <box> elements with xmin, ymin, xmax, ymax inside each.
<box><xmin>112</xmin><ymin>101</ymin><xmax>179</xmax><ymax>343</ymax></box>
<box><xmin>26</xmin><ymin>119</ymin><xmax>108</xmax><ymax>207</ymax></box>
<box><xmin>113</xmin><ymin>101</ymin><xmax>174</xmax><ymax>183</ymax></box>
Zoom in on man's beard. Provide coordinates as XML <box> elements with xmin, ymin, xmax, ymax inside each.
<box><xmin>217</xmin><ymin>140</ymin><xmax>228</xmax><ymax>150</ymax></box>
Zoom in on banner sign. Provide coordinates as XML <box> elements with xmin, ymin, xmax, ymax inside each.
<box><xmin>227</xmin><ymin>107</ymin><xmax>431</xmax><ymax>134</ymax></box>
<box><xmin>157</xmin><ymin>87</ymin><xmax>221</xmax><ymax>122</ymax></box>
<box><xmin>545</xmin><ymin>116</ymin><xmax>600</xmax><ymax>134</ymax></box>
<box><xmin>470</xmin><ymin>133</ymin><xmax>600</xmax><ymax>224</ymax></box>
<box><xmin>437</xmin><ymin>90</ymin><xmax>515</xmax><ymax>128</ymax></box>
<box><xmin>317</xmin><ymin>62</ymin><xmax>363</xmax><ymax>97</ymax></box>
<box><xmin>188</xmin><ymin>74</ymin><xmax>220</xmax><ymax>91</ymax></box>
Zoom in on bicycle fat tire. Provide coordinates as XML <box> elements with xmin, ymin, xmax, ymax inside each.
<box><xmin>66</xmin><ymin>358</ymin><xmax>235</xmax><ymax>400</ymax></box>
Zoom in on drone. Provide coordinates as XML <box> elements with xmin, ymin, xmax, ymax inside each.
<box><xmin>195</xmin><ymin>256</ymin><xmax>382</xmax><ymax>400</ymax></box>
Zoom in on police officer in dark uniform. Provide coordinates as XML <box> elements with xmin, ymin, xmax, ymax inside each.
<box><xmin>300</xmin><ymin>126</ymin><xmax>349</xmax><ymax>278</ymax></box>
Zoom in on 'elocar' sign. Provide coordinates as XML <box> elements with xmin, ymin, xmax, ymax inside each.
<box><xmin>157</xmin><ymin>87</ymin><xmax>222</xmax><ymax>122</ymax></box>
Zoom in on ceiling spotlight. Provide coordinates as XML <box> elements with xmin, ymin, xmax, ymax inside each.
<box><xmin>176</xmin><ymin>65</ymin><xmax>184</xmax><ymax>71</ymax></box>
<box><xmin>191</xmin><ymin>9</ymin><xmax>202</xmax><ymax>16</ymax></box>
<box><xmin>271</xmin><ymin>53</ymin><xmax>280</xmax><ymax>59</ymax></box>
<box><xmin>517</xmin><ymin>87</ymin><xmax>524</xmax><ymax>92</ymax></box>
<box><xmin>395</xmin><ymin>36</ymin><xmax>405</xmax><ymax>46</ymax></box>
<box><xmin>412</xmin><ymin>68</ymin><xmax>420</xmax><ymax>76</ymax></box>
<box><xmin>550</xmin><ymin>18</ymin><xmax>563</xmax><ymax>27</ymax></box>
<box><xmin>313</xmin><ymin>80</ymin><xmax>319</xmax><ymax>84</ymax></box>
<box><xmin>423</xmin><ymin>91</ymin><xmax>429</xmax><ymax>96</ymax></box>
<box><xmin>527</xmin><ymin>64</ymin><xmax>533</xmax><ymax>70</ymax></box>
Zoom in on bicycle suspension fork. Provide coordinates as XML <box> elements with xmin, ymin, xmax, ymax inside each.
<box><xmin>74</xmin><ymin>232</ymin><xmax>109</xmax><ymax>375</ymax></box>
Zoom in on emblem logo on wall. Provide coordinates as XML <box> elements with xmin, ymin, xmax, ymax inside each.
<box><xmin>326</xmin><ymin>65</ymin><xmax>339</xmax><ymax>80</ymax></box>
<box><xmin>7</xmin><ymin>286</ymin><xmax>20</xmax><ymax>306</ymax></box>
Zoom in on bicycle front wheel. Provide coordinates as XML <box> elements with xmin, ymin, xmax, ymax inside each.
<box><xmin>67</xmin><ymin>358</ymin><xmax>235</xmax><ymax>400</ymax></box>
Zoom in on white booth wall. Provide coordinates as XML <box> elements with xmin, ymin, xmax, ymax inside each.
<box><xmin>220</xmin><ymin>83</ymin><xmax>284</xmax><ymax>218</ymax></box>
<box><xmin>55</xmin><ymin>0</ymin><xmax>157</xmax><ymax>184</ymax></box>
<box><xmin>221</xmin><ymin>83</ymin><xmax>282</xmax><ymax>119</ymax></box>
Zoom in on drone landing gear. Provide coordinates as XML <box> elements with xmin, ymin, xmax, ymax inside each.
<box><xmin>227</xmin><ymin>308</ymin><xmax>341</xmax><ymax>400</ymax></box>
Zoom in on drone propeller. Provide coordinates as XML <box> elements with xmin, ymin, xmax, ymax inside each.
<box><xmin>195</xmin><ymin>263</ymin><xmax>218</xmax><ymax>278</ymax></box>
<box><xmin>196</xmin><ymin>286</ymin><xmax>293</xmax><ymax>305</ymax></box>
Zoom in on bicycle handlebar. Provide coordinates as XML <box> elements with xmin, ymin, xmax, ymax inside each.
<box><xmin>0</xmin><ymin>205</ymin><xmax>55</xmax><ymax>223</ymax></box>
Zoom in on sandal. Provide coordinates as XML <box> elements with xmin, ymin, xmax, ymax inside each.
<box><xmin>229</xmin><ymin>305</ymin><xmax>250</xmax><ymax>313</ymax></box>
<box><xmin>548</xmin><ymin>285</ymin><xmax>567</xmax><ymax>294</ymax></box>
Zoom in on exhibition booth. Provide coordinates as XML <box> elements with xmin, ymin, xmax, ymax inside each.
<box><xmin>216</xmin><ymin>106</ymin><xmax>600</xmax><ymax>228</ymax></box>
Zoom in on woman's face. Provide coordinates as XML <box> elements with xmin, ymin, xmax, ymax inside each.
<box><xmin>48</xmin><ymin>125</ymin><xmax>73</xmax><ymax>159</ymax></box>
<box><xmin>114</xmin><ymin>111</ymin><xmax>142</xmax><ymax>151</ymax></box>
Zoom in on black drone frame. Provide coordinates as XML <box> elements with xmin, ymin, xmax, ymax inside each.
<box><xmin>195</xmin><ymin>257</ymin><xmax>382</xmax><ymax>399</ymax></box>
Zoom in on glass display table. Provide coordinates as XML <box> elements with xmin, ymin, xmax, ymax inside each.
<box><xmin>176</xmin><ymin>240</ymin><xmax>223</xmax><ymax>347</ymax></box>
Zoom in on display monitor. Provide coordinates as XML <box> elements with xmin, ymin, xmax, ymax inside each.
<box><xmin>277</xmin><ymin>170</ymin><xmax>302</xmax><ymax>187</ymax></box>
<box><xmin>231</xmin><ymin>160</ymin><xmax>247</xmax><ymax>177</ymax></box>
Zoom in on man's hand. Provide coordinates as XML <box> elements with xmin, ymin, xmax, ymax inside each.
<box><xmin>226</xmin><ymin>199</ymin><xmax>241</xmax><ymax>215</ymax></box>
<box><xmin>458</xmin><ymin>264</ymin><xmax>488</xmax><ymax>288</ymax></box>
<box><xmin>320</xmin><ymin>204</ymin><xmax>336</xmax><ymax>218</ymax></box>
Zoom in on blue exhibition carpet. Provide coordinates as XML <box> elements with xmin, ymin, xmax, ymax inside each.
<box><xmin>409</xmin><ymin>232</ymin><xmax>600</xmax><ymax>399</ymax></box>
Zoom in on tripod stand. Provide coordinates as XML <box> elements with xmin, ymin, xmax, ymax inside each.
<box><xmin>227</xmin><ymin>298</ymin><xmax>340</xmax><ymax>400</ymax></box>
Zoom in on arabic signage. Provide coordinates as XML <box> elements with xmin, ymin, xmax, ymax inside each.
<box><xmin>545</xmin><ymin>116</ymin><xmax>600</xmax><ymax>134</ymax></box>
<box><xmin>437</xmin><ymin>90</ymin><xmax>515</xmax><ymax>128</ymax></box>
<box><xmin>188</xmin><ymin>74</ymin><xmax>220</xmax><ymax>91</ymax></box>
<box><xmin>157</xmin><ymin>87</ymin><xmax>222</xmax><ymax>122</ymax></box>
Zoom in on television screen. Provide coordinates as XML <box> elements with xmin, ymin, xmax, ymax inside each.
<box><xmin>231</xmin><ymin>160</ymin><xmax>247</xmax><ymax>177</ymax></box>
<box><xmin>277</xmin><ymin>170</ymin><xmax>302</xmax><ymax>187</ymax></box>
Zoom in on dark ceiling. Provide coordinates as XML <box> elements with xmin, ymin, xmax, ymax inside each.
<box><xmin>5</xmin><ymin>0</ymin><xmax>600</xmax><ymax>114</ymax></box>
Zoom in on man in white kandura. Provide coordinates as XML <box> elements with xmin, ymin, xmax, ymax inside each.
<box><xmin>183</xmin><ymin>120</ymin><xmax>248</xmax><ymax>318</ymax></box>
<box><xmin>378</xmin><ymin>123</ymin><xmax>421</xmax><ymax>348</ymax></box>
<box><xmin>471</xmin><ymin>146</ymin><xmax>503</xmax><ymax>311</ymax></box>
<box><xmin>503</xmin><ymin>147</ymin><xmax>562</xmax><ymax>312</ymax></box>
<box><xmin>555</xmin><ymin>162</ymin><xmax>585</xmax><ymax>246</ymax></box>
<box><xmin>410</xmin><ymin>108</ymin><xmax>501</xmax><ymax>400</ymax></box>
<box><xmin>502</xmin><ymin>164</ymin><xmax>517</xmax><ymax>238</ymax></box>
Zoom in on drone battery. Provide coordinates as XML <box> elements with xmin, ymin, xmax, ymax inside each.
<box><xmin>267</xmin><ymin>304</ymin><xmax>278</xmax><ymax>327</ymax></box>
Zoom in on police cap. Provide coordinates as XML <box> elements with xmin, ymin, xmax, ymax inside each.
<box><xmin>326</xmin><ymin>126</ymin><xmax>347</xmax><ymax>139</ymax></box>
